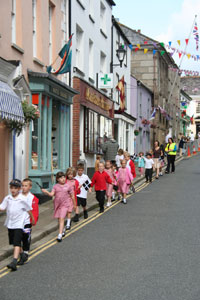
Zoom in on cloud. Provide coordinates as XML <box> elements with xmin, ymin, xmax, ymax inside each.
<box><xmin>155</xmin><ymin>0</ymin><xmax>200</xmax><ymax>71</ymax></box>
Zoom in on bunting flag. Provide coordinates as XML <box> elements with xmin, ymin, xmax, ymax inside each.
<box><xmin>187</xmin><ymin>53</ymin><xmax>191</xmax><ymax>59</ymax></box>
<box><xmin>168</xmin><ymin>41</ymin><xmax>172</xmax><ymax>47</ymax></box>
<box><xmin>144</xmin><ymin>49</ymin><xmax>148</xmax><ymax>54</ymax></box>
<box><xmin>137</xmin><ymin>44</ymin><xmax>141</xmax><ymax>49</ymax></box>
<box><xmin>193</xmin><ymin>22</ymin><xmax>199</xmax><ymax>51</ymax></box>
<box><xmin>135</xmin><ymin>47</ymin><xmax>139</xmax><ymax>52</ymax></box>
<box><xmin>160</xmin><ymin>42</ymin><xmax>165</xmax><ymax>48</ymax></box>
<box><xmin>153</xmin><ymin>49</ymin><xmax>157</xmax><ymax>55</ymax></box>
<box><xmin>179</xmin><ymin>52</ymin><xmax>182</xmax><ymax>58</ymax></box>
<box><xmin>116</xmin><ymin>76</ymin><xmax>125</xmax><ymax>112</ymax></box>
<box><xmin>46</xmin><ymin>34</ymin><xmax>73</xmax><ymax>75</ymax></box>
<box><xmin>185</xmin><ymin>38</ymin><xmax>189</xmax><ymax>45</ymax></box>
<box><xmin>177</xmin><ymin>40</ymin><xmax>181</xmax><ymax>46</ymax></box>
<box><xmin>160</xmin><ymin>51</ymin><xmax>165</xmax><ymax>56</ymax></box>
<box><xmin>149</xmin><ymin>108</ymin><xmax>157</xmax><ymax>120</ymax></box>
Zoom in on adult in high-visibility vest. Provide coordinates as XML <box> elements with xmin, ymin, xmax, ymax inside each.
<box><xmin>165</xmin><ymin>138</ymin><xmax>177</xmax><ymax>173</ymax></box>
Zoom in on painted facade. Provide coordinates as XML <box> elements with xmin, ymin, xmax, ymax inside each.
<box><xmin>130</xmin><ymin>76</ymin><xmax>152</xmax><ymax>154</ymax></box>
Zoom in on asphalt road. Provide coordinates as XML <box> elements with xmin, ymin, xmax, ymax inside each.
<box><xmin>1</xmin><ymin>156</ymin><xmax>200</xmax><ymax>300</ymax></box>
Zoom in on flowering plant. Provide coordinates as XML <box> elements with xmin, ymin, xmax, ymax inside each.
<box><xmin>134</xmin><ymin>129</ymin><xmax>139</xmax><ymax>136</ymax></box>
<box><xmin>5</xmin><ymin>101</ymin><xmax>40</xmax><ymax>136</ymax></box>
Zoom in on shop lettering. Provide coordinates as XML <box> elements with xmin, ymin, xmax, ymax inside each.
<box><xmin>51</xmin><ymin>87</ymin><xmax>68</xmax><ymax>100</ymax></box>
<box><xmin>85</xmin><ymin>88</ymin><xmax>110</xmax><ymax>111</ymax></box>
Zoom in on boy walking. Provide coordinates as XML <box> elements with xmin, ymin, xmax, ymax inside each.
<box><xmin>143</xmin><ymin>153</ymin><xmax>154</xmax><ymax>183</ymax></box>
<box><xmin>18</xmin><ymin>178</ymin><xmax>39</xmax><ymax>265</ymax></box>
<box><xmin>0</xmin><ymin>179</ymin><xmax>34</xmax><ymax>271</ymax></box>
<box><xmin>74</xmin><ymin>164</ymin><xmax>91</xmax><ymax>222</ymax></box>
<box><xmin>90</xmin><ymin>162</ymin><xmax>113</xmax><ymax>213</ymax></box>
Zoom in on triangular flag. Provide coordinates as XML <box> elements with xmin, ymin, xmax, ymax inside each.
<box><xmin>177</xmin><ymin>40</ymin><xmax>181</xmax><ymax>46</ymax></box>
<box><xmin>128</xmin><ymin>44</ymin><xmax>133</xmax><ymax>50</ymax></box>
<box><xmin>136</xmin><ymin>44</ymin><xmax>141</xmax><ymax>49</ymax></box>
<box><xmin>116</xmin><ymin>76</ymin><xmax>125</xmax><ymax>112</ymax></box>
<box><xmin>144</xmin><ymin>49</ymin><xmax>148</xmax><ymax>54</ymax></box>
<box><xmin>168</xmin><ymin>41</ymin><xmax>172</xmax><ymax>47</ymax></box>
<box><xmin>178</xmin><ymin>53</ymin><xmax>182</xmax><ymax>58</ymax></box>
<box><xmin>187</xmin><ymin>53</ymin><xmax>191</xmax><ymax>59</ymax></box>
<box><xmin>160</xmin><ymin>42</ymin><xmax>165</xmax><ymax>48</ymax></box>
<box><xmin>144</xmin><ymin>41</ymin><xmax>148</xmax><ymax>44</ymax></box>
<box><xmin>153</xmin><ymin>49</ymin><xmax>157</xmax><ymax>55</ymax></box>
<box><xmin>160</xmin><ymin>51</ymin><xmax>165</xmax><ymax>56</ymax></box>
<box><xmin>185</xmin><ymin>39</ymin><xmax>189</xmax><ymax>45</ymax></box>
<box><xmin>197</xmin><ymin>55</ymin><xmax>200</xmax><ymax>60</ymax></box>
<box><xmin>135</xmin><ymin>47</ymin><xmax>139</xmax><ymax>52</ymax></box>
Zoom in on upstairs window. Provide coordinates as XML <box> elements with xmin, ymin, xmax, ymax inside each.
<box><xmin>100</xmin><ymin>2</ymin><xmax>106</xmax><ymax>34</ymax></box>
<box><xmin>76</xmin><ymin>24</ymin><xmax>84</xmax><ymax>70</ymax></box>
<box><xmin>32</xmin><ymin>0</ymin><xmax>37</xmax><ymax>57</ymax></box>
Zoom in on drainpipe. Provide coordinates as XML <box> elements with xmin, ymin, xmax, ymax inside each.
<box><xmin>69</xmin><ymin>0</ymin><xmax>72</xmax><ymax>87</ymax></box>
<box><xmin>13</xmin><ymin>131</ymin><xmax>16</xmax><ymax>179</ymax></box>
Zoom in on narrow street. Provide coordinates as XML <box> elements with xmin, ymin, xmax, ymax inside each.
<box><xmin>0</xmin><ymin>156</ymin><xmax>200</xmax><ymax>300</ymax></box>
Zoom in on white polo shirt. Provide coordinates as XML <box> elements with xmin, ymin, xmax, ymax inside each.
<box><xmin>0</xmin><ymin>194</ymin><xmax>32</xmax><ymax>229</ymax></box>
<box><xmin>75</xmin><ymin>174</ymin><xmax>91</xmax><ymax>199</ymax></box>
<box><xmin>143</xmin><ymin>157</ymin><xmax>154</xmax><ymax>169</ymax></box>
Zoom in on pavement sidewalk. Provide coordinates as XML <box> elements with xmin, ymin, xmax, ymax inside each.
<box><xmin>0</xmin><ymin>155</ymin><xmax>184</xmax><ymax>262</ymax></box>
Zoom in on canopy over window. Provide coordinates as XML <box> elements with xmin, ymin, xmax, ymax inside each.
<box><xmin>0</xmin><ymin>81</ymin><xmax>24</xmax><ymax>122</ymax></box>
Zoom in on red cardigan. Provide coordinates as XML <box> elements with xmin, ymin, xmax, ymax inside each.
<box><xmin>91</xmin><ymin>171</ymin><xmax>113</xmax><ymax>191</ymax></box>
<box><xmin>129</xmin><ymin>160</ymin><xmax>136</xmax><ymax>178</ymax></box>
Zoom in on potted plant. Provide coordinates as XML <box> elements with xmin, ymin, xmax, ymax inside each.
<box><xmin>134</xmin><ymin>129</ymin><xmax>139</xmax><ymax>136</ymax></box>
<box><xmin>5</xmin><ymin>101</ymin><xmax>40</xmax><ymax>136</ymax></box>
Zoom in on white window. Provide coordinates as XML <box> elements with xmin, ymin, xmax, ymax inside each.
<box><xmin>89</xmin><ymin>39</ymin><xmax>94</xmax><ymax>79</ymax></box>
<box><xmin>100</xmin><ymin>51</ymin><xmax>106</xmax><ymax>74</ymax></box>
<box><xmin>11</xmin><ymin>0</ymin><xmax>16</xmax><ymax>43</ymax></box>
<box><xmin>100</xmin><ymin>2</ymin><xmax>106</xmax><ymax>33</ymax></box>
<box><xmin>76</xmin><ymin>24</ymin><xmax>84</xmax><ymax>70</ymax></box>
<box><xmin>32</xmin><ymin>0</ymin><xmax>37</xmax><ymax>57</ymax></box>
<box><xmin>89</xmin><ymin>0</ymin><xmax>93</xmax><ymax>17</ymax></box>
<box><xmin>49</xmin><ymin>4</ymin><xmax>53</xmax><ymax>64</ymax></box>
<box><xmin>196</xmin><ymin>102</ymin><xmax>200</xmax><ymax>113</ymax></box>
<box><xmin>61</xmin><ymin>0</ymin><xmax>67</xmax><ymax>47</ymax></box>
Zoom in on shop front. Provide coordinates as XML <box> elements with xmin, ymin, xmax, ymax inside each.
<box><xmin>73</xmin><ymin>77</ymin><xmax>114</xmax><ymax>177</ymax></box>
<box><xmin>28</xmin><ymin>71</ymin><xmax>78</xmax><ymax>194</ymax></box>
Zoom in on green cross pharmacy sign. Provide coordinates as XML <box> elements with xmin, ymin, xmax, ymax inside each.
<box><xmin>98</xmin><ymin>73</ymin><xmax>113</xmax><ymax>89</ymax></box>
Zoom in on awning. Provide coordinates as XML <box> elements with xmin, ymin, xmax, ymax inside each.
<box><xmin>0</xmin><ymin>81</ymin><xmax>24</xmax><ymax>122</ymax></box>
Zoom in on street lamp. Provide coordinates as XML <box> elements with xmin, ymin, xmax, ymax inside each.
<box><xmin>111</xmin><ymin>44</ymin><xmax>126</xmax><ymax>69</ymax></box>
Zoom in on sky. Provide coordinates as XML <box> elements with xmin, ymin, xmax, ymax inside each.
<box><xmin>113</xmin><ymin>0</ymin><xmax>200</xmax><ymax>73</ymax></box>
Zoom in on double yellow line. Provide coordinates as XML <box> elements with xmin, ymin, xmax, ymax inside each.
<box><xmin>0</xmin><ymin>181</ymin><xmax>149</xmax><ymax>279</ymax></box>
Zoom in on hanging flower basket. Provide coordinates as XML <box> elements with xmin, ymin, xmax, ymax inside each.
<box><xmin>4</xmin><ymin>101</ymin><xmax>40</xmax><ymax>136</ymax></box>
<box><xmin>134</xmin><ymin>129</ymin><xmax>139</xmax><ymax>136</ymax></box>
<box><xmin>141</xmin><ymin>119</ymin><xmax>150</xmax><ymax>126</ymax></box>
<box><xmin>150</xmin><ymin>123</ymin><xmax>156</xmax><ymax>129</ymax></box>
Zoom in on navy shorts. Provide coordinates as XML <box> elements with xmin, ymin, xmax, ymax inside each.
<box><xmin>8</xmin><ymin>229</ymin><xmax>23</xmax><ymax>247</ymax></box>
<box><xmin>77</xmin><ymin>197</ymin><xmax>87</xmax><ymax>207</ymax></box>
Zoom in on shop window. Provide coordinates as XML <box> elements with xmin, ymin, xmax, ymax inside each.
<box><xmin>30</xmin><ymin>95</ymin><xmax>70</xmax><ymax>171</ymax></box>
<box><xmin>84</xmin><ymin>109</ymin><xmax>112</xmax><ymax>154</ymax></box>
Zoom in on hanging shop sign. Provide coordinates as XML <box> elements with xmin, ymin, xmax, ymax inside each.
<box><xmin>98</xmin><ymin>73</ymin><xmax>113</xmax><ymax>89</ymax></box>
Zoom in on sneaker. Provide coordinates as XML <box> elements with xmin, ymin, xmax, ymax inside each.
<box><xmin>123</xmin><ymin>198</ymin><xmax>127</xmax><ymax>204</ymax></box>
<box><xmin>17</xmin><ymin>252</ymin><xmax>28</xmax><ymax>265</ymax></box>
<box><xmin>83</xmin><ymin>210</ymin><xmax>88</xmax><ymax>219</ymax></box>
<box><xmin>99</xmin><ymin>208</ymin><xmax>104</xmax><ymax>213</ymax></box>
<box><xmin>7</xmin><ymin>261</ymin><xmax>17</xmax><ymax>271</ymax></box>
<box><xmin>118</xmin><ymin>196</ymin><xmax>121</xmax><ymax>201</ymax></box>
<box><xmin>66</xmin><ymin>225</ymin><xmax>71</xmax><ymax>230</ymax></box>
<box><xmin>73</xmin><ymin>214</ymin><xmax>79</xmax><ymax>222</ymax></box>
<box><xmin>159</xmin><ymin>172</ymin><xmax>163</xmax><ymax>176</ymax></box>
<box><xmin>57</xmin><ymin>234</ymin><xmax>62</xmax><ymax>242</ymax></box>
<box><xmin>145</xmin><ymin>180</ymin><xmax>148</xmax><ymax>183</ymax></box>
<box><xmin>155</xmin><ymin>176</ymin><xmax>159</xmax><ymax>179</ymax></box>
<box><xmin>62</xmin><ymin>230</ymin><xmax>65</xmax><ymax>237</ymax></box>
<box><xmin>106</xmin><ymin>202</ymin><xmax>111</xmax><ymax>207</ymax></box>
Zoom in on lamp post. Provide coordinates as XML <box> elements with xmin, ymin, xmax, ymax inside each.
<box><xmin>110</xmin><ymin>44</ymin><xmax>126</xmax><ymax>72</ymax></box>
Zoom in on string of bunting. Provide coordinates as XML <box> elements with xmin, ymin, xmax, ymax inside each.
<box><xmin>128</xmin><ymin>40</ymin><xmax>200</xmax><ymax>62</ymax></box>
<box><xmin>169</xmin><ymin>67</ymin><xmax>199</xmax><ymax>76</ymax></box>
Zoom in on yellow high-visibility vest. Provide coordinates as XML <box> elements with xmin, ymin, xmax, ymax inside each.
<box><xmin>165</xmin><ymin>143</ymin><xmax>177</xmax><ymax>155</ymax></box>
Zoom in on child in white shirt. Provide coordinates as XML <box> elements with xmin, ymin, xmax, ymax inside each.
<box><xmin>74</xmin><ymin>164</ymin><xmax>91</xmax><ymax>221</ymax></box>
<box><xmin>143</xmin><ymin>153</ymin><xmax>154</xmax><ymax>183</ymax></box>
<box><xmin>0</xmin><ymin>179</ymin><xmax>34</xmax><ymax>271</ymax></box>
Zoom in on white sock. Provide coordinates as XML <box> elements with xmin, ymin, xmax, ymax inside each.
<box><xmin>112</xmin><ymin>192</ymin><xmax>115</xmax><ymax>199</ymax></box>
<box><xmin>58</xmin><ymin>233</ymin><xmax>62</xmax><ymax>239</ymax></box>
<box><xmin>67</xmin><ymin>219</ymin><xmax>71</xmax><ymax>227</ymax></box>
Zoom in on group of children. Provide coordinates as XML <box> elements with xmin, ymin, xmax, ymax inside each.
<box><xmin>1</xmin><ymin>149</ymin><xmax>158</xmax><ymax>271</ymax></box>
